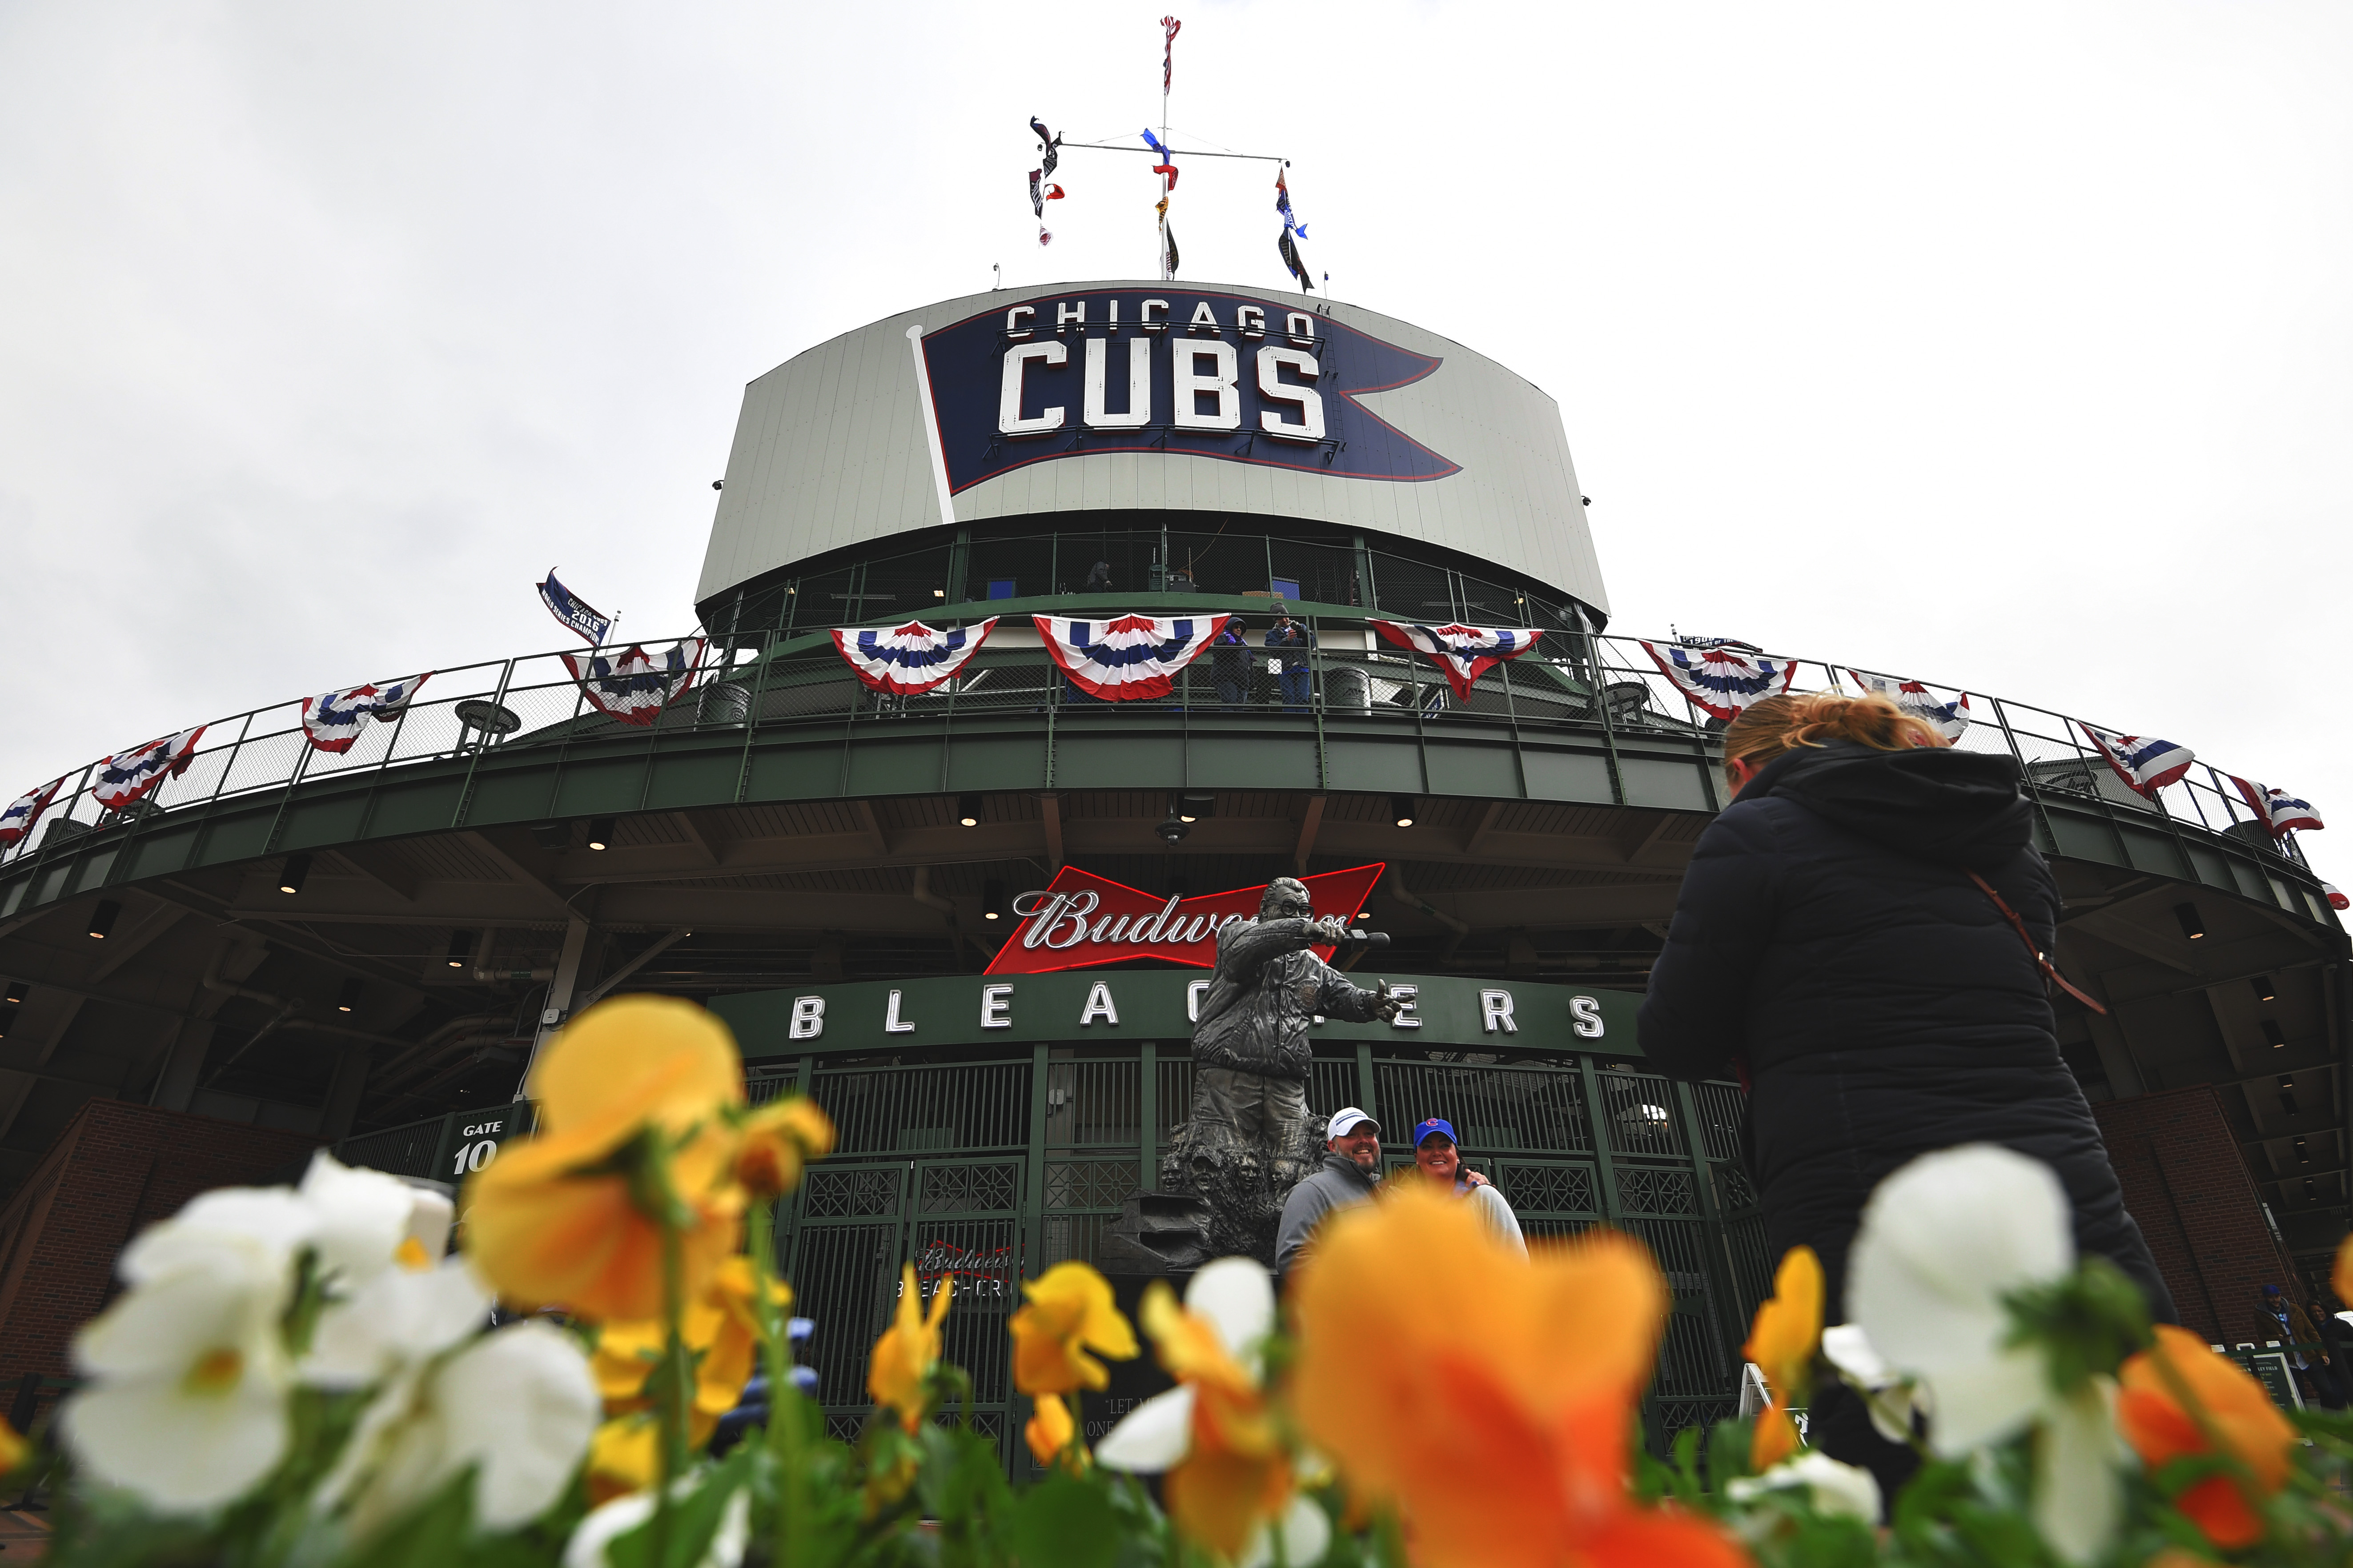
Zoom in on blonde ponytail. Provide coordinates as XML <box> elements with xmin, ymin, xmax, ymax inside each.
<box><xmin>1721</xmin><ymin>691</ymin><xmax>1946</xmax><ymax>791</ymax></box>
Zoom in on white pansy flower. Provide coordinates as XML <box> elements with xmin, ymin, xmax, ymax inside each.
<box><xmin>121</xmin><ymin>1187</ymin><xmax>317</xmax><ymax>1284</ymax></box>
<box><xmin>1819</xmin><ymin>1323</ymin><xmax>1930</xmax><ymax>1444</ymax></box>
<box><xmin>1848</xmin><ymin>1143</ymin><xmax>2125</xmax><ymax>1566</ymax></box>
<box><xmin>1727</xmin><ymin>1450</ymin><xmax>1883</xmax><ymax>1523</ymax></box>
<box><xmin>565</xmin><ymin>1479</ymin><xmax>752</xmax><ymax>1568</ymax></box>
<box><xmin>63</xmin><ymin>1231</ymin><xmax>293</xmax><ymax>1512</ymax></box>
<box><xmin>1237</xmin><ymin>1496</ymin><xmax>1331</xmax><ymax>1568</ymax></box>
<box><xmin>304</xmin><ymin>1256</ymin><xmax>491</xmax><ymax>1389</ymax></box>
<box><xmin>326</xmin><ymin>1320</ymin><xmax>597</xmax><ymax>1537</ymax></box>
<box><xmin>1096</xmin><ymin>1257</ymin><xmax>1274</xmax><ymax>1473</ymax></box>
<box><xmin>298</xmin><ymin>1152</ymin><xmax>429</xmax><ymax>1286</ymax></box>
<box><xmin>1848</xmin><ymin>1144</ymin><xmax>2071</xmax><ymax>1454</ymax></box>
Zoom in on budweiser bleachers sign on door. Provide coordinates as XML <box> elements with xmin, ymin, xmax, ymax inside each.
<box><xmin>984</xmin><ymin>864</ymin><xmax>1385</xmax><ymax>976</ymax></box>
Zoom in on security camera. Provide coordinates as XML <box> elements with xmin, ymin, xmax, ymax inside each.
<box><xmin>1156</xmin><ymin>812</ymin><xmax>1190</xmax><ymax>846</ymax></box>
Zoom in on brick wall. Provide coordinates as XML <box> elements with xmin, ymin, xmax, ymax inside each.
<box><xmin>2094</xmin><ymin>1086</ymin><xmax>2304</xmax><ymax>1346</ymax></box>
<box><xmin>0</xmin><ymin>1099</ymin><xmax>322</xmax><ymax>1404</ymax></box>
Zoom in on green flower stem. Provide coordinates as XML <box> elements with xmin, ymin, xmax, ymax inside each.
<box><xmin>749</xmin><ymin>1198</ymin><xmax>806</xmax><ymax>1564</ymax></box>
<box><xmin>654</xmin><ymin>1211</ymin><xmax>688</xmax><ymax>1568</ymax></box>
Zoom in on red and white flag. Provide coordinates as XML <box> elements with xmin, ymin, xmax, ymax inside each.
<box><xmin>92</xmin><ymin>727</ymin><xmax>206</xmax><ymax>813</ymax></box>
<box><xmin>0</xmin><ymin>777</ymin><xmax>67</xmax><ymax>847</ymax></box>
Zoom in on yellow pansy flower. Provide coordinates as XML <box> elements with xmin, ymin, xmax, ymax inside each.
<box><xmin>1010</xmin><ymin>1261</ymin><xmax>1139</xmax><ymax>1396</ymax></box>
<box><xmin>1743</xmin><ymin>1247</ymin><xmax>1823</xmax><ymax>1470</ymax></box>
<box><xmin>868</xmin><ymin>1264</ymin><xmax>952</xmax><ymax>1433</ymax></box>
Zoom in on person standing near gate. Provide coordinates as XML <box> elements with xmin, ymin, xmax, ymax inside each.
<box><xmin>1275</xmin><ymin>1107</ymin><xmax>1382</xmax><ymax>1279</ymax></box>
<box><xmin>1403</xmin><ymin>1117</ymin><xmax>1526</xmax><ymax>1256</ymax></box>
<box><xmin>1266</xmin><ymin>606</ymin><xmax>1314</xmax><ymax>714</ymax></box>
<box><xmin>1212</xmin><ymin>617</ymin><xmax>1252</xmax><ymax>711</ymax></box>
<box><xmin>1637</xmin><ymin>689</ymin><xmax>2171</xmax><ymax>1505</ymax></box>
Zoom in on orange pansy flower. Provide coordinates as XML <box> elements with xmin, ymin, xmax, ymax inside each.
<box><xmin>1743</xmin><ymin>1247</ymin><xmax>1823</xmax><ymax>1470</ymax></box>
<box><xmin>1291</xmin><ymin>1186</ymin><xmax>1749</xmax><ymax>1568</ymax></box>
<box><xmin>2117</xmin><ymin>1324</ymin><xmax>2295</xmax><ymax>1550</ymax></box>
<box><xmin>734</xmin><ymin>1096</ymin><xmax>835</xmax><ymax>1199</ymax></box>
<box><xmin>464</xmin><ymin>998</ymin><xmax>747</xmax><ymax>1320</ymax></box>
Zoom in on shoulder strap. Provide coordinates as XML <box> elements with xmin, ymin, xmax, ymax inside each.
<box><xmin>1968</xmin><ymin>872</ymin><xmax>2108</xmax><ymax>1016</ymax></box>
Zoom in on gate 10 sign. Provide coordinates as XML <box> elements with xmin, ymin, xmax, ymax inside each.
<box><xmin>918</xmin><ymin>289</ymin><xmax>1461</xmax><ymax>494</ymax></box>
<box><xmin>441</xmin><ymin>1112</ymin><xmax>512</xmax><ymax>1181</ymax></box>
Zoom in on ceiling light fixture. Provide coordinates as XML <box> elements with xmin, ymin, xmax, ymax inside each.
<box><xmin>958</xmin><ymin>794</ymin><xmax>983</xmax><ymax>827</ymax></box>
<box><xmin>2174</xmin><ymin>903</ymin><xmax>2205</xmax><ymax>941</ymax></box>
<box><xmin>1391</xmin><ymin>795</ymin><xmax>1417</xmax><ymax>828</ymax></box>
<box><xmin>586</xmin><ymin>818</ymin><xmax>615</xmax><ymax>851</ymax></box>
<box><xmin>335</xmin><ymin>978</ymin><xmax>363</xmax><ymax>1014</ymax></box>
<box><xmin>278</xmin><ymin>853</ymin><xmax>309</xmax><ymax>895</ymax></box>
<box><xmin>88</xmin><ymin>900</ymin><xmax>120</xmax><ymax>939</ymax></box>
<box><xmin>447</xmin><ymin>931</ymin><xmax>475</xmax><ymax>969</ymax></box>
<box><xmin>2253</xmin><ymin>975</ymin><xmax>2276</xmax><ymax>1003</ymax></box>
<box><xmin>983</xmin><ymin>878</ymin><xmax>1006</xmax><ymax>921</ymax></box>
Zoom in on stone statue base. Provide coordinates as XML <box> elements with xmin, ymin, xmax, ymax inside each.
<box><xmin>1095</xmin><ymin>1191</ymin><xmax>1215</xmax><ymax>1275</ymax></box>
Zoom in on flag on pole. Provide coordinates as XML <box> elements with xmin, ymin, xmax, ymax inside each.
<box><xmin>831</xmin><ymin>619</ymin><xmax>999</xmax><ymax>696</ymax></box>
<box><xmin>537</xmin><ymin>570</ymin><xmax>612</xmax><ymax>646</ymax></box>
<box><xmin>92</xmin><ymin>727</ymin><xmax>206</xmax><ymax>814</ymax></box>
<box><xmin>1035</xmin><ymin>614</ymin><xmax>1227</xmax><ymax>701</ymax></box>
<box><xmin>0</xmin><ymin>777</ymin><xmax>67</xmax><ymax>847</ymax></box>
<box><xmin>1160</xmin><ymin>15</ymin><xmax>1181</xmax><ymax>93</ymax></box>
<box><xmin>300</xmin><ymin>674</ymin><xmax>432</xmax><ymax>754</ymax></box>
<box><xmin>1639</xmin><ymin>641</ymin><xmax>1798</xmax><ymax>723</ymax></box>
<box><xmin>1277</xmin><ymin>227</ymin><xmax>1313</xmax><ymax>292</ymax></box>
<box><xmin>1847</xmin><ymin>670</ymin><xmax>1971</xmax><ymax>740</ymax></box>
<box><xmin>1141</xmin><ymin>129</ymin><xmax>1179</xmax><ymax>189</ymax></box>
<box><xmin>1160</xmin><ymin>218</ymin><xmax>1180</xmax><ymax>281</ymax></box>
<box><xmin>1029</xmin><ymin>116</ymin><xmax>1061</xmax><ymax>181</ymax></box>
<box><xmin>2225</xmin><ymin>774</ymin><xmax>2324</xmax><ymax>838</ymax></box>
<box><xmin>562</xmin><ymin>640</ymin><xmax>707</xmax><ymax>726</ymax></box>
<box><xmin>2079</xmin><ymin>724</ymin><xmax>2195</xmax><ymax>799</ymax></box>
<box><xmin>1371</xmin><ymin>621</ymin><xmax>1543</xmax><ymax>702</ymax></box>
<box><xmin>1275</xmin><ymin>168</ymin><xmax>1308</xmax><ymax>239</ymax></box>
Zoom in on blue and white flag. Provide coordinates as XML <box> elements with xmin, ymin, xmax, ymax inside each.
<box><xmin>92</xmin><ymin>727</ymin><xmax>206</xmax><ymax>814</ymax></box>
<box><xmin>1274</xmin><ymin>168</ymin><xmax>1308</xmax><ymax>240</ymax></box>
<box><xmin>1035</xmin><ymin>613</ymin><xmax>1228</xmax><ymax>701</ymax></box>
<box><xmin>1849</xmin><ymin>670</ymin><xmax>1972</xmax><ymax>741</ymax></box>
<box><xmin>562</xmin><ymin>640</ymin><xmax>706</xmax><ymax>726</ymax></box>
<box><xmin>1372</xmin><ymin>621</ymin><xmax>1543</xmax><ymax>702</ymax></box>
<box><xmin>831</xmin><ymin>618</ymin><xmax>997</xmax><ymax>696</ymax></box>
<box><xmin>2081</xmin><ymin>723</ymin><xmax>2195</xmax><ymax>799</ymax></box>
<box><xmin>2228</xmin><ymin>774</ymin><xmax>2324</xmax><ymax>838</ymax></box>
<box><xmin>537</xmin><ymin>570</ymin><xmax>613</xmax><ymax>646</ymax></box>
<box><xmin>300</xmin><ymin>674</ymin><xmax>432</xmax><ymax>754</ymax></box>
<box><xmin>1639</xmin><ymin>640</ymin><xmax>1798</xmax><ymax>723</ymax></box>
<box><xmin>0</xmin><ymin>776</ymin><xmax>66</xmax><ymax>848</ymax></box>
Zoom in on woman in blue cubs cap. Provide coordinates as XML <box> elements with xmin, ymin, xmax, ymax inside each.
<box><xmin>1405</xmin><ymin>1116</ymin><xmax>1525</xmax><ymax>1256</ymax></box>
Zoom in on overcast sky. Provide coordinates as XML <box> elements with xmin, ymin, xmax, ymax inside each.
<box><xmin>1</xmin><ymin>2</ymin><xmax>2344</xmax><ymax>881</ymax></box>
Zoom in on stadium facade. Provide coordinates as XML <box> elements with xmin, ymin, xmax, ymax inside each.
<box><xmin>0</xmin><ymin>280</ymin><xmax>2343</xmax><ymax>1451</ymax></box>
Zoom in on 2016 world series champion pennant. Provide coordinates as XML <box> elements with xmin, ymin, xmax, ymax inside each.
<box><xmin>300</xmin><ymin>674</ymin><xmax>431</xmax><ymax>754</ymax></box>
<box><xmin>831</xmin><ymin>619</ymin><xmax>998</xmax><ymax>696</ymax></box>
<box><xmin>1034</xmin><ymin>613</ymin><xmax>1228</xmax><ymax>701</ymax></box>
<box><xmin>1371</xmin><ymin>621</ymin><xmax>1544</xmax><ymax>702</ymax></box>
<box><xmin>562</xmin><ymin>640</ymin><xmax>706</xmax><ymax>726</ymax></box>
<box><xmin>2080</xmin><ymin>723</ymin><xmax>2195</xmax><ymax>799</ymax></box>
<box><xmin>1640</xmin><ymin>641</ymin><xmax>1799</xmax><ymax>723</ymax></box>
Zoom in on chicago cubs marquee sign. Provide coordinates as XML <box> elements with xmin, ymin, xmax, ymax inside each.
<box><xmin>918</xmin><ymin>288</ymin><xmax>1460</xmax><ymax>494</ymax></box>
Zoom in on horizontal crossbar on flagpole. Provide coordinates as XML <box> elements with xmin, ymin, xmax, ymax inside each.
<box><xmin>1058</xmin><ymin>140</ymin><xmax>1288</xmax><ymax>163</ymax></box>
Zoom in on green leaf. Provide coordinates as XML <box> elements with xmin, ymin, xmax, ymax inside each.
<box><xmin>1012</xmin><ymin>1474</ymin><xmax>1120</xmax><ymax>1568</ymax></box>
<box><xmin>334</xmin><ymin>1468</ymin><xmax>480</xmax><ymax>1568</ymax></box>
<box><xmin>2001</xmin><ymin>1255</ymin><xmax>2151</xmax><ymax>1396</ymax></box>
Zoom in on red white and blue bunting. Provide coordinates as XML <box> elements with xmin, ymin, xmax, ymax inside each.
<box><xmin>92</xmin><ymin>727</ymin><xmax>206</xmax><ymax>814</ymax></box>
<box><xmin>0</xmin><ymin>777</ymin><xmax>67</xmax><ymax>847</ymax></box>
<box><xmin>1639</xmin><ymin>641</ymin><xmax>1799</xmax><ymax>723</ymax></box>
<box><xmin>2080</xmin><ymin>724</ymin><xmax>2194</xmax><ymax>799</ymax></box>
<box><xmin>1371</xmin><ymin>621</ymin><xmax>1544</xmax><ymax>702</ymax></box>
<box><xmin>831</xmin><ymin>619</ymin><xmax>997</xmax><ymax>696</ymax></box>
<box><xmin>300</xmin><ymin>674</ymin><xmax>431</xmax><ymax>754</ymax></box>
<box><xmin>2227</xmin><ymin>774</ymin><xmax>2324</xmax><ymax>838</ymax></box>
<box><xmin>1034</xmin><ymin>614</ymin><xmax>1228</xmax><ymax>701</ymax></box>
<box><xmin>562</xmin><ymin>640</ymin><xmax>706</xmax><ymax>726</ymax></box>
<box><xmin>1848</xmin><ymin>671</ymin><xmax>1972</xmax><ymax>741</ymax></box>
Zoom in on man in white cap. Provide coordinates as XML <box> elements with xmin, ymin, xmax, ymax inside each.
<box><xmin>1274</xmin><ymin>1107</ymin><xmax>1382</xmax><ymax>1279</ymax></box>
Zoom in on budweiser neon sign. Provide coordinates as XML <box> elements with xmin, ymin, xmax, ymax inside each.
<box><xmin>984</xmin><ymin>863</ymin><xmax>1386</xmax><ymax>976</ymax></box>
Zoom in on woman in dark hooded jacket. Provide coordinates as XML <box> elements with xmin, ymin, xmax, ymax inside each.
<box><xmin>1638</xmin><ymin>690</ymin><xmax>2172</xmax><ymax>1488</ymax></box>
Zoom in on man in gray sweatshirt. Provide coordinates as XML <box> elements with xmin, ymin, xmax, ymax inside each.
<box><xmin>1274</xmin><ymin>1107</ymin><xmax>1383</xmax><ymax>1279</ymax></box>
